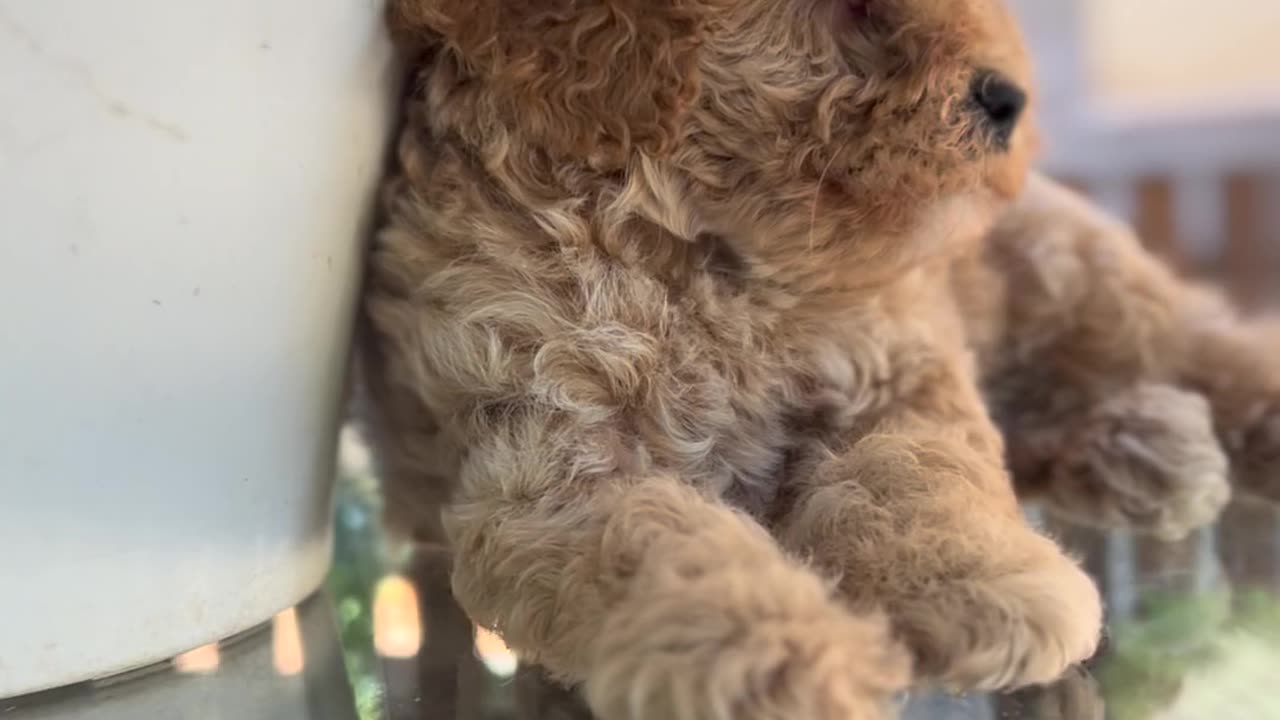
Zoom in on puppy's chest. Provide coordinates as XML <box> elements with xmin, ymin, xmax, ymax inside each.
<box><xmin>702</xmin><ymin>313</ymin><xmax>928</xmax><ymax>508</ymax></box>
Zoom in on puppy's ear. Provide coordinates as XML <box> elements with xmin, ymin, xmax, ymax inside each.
<box><xmin>389</xmin><ymin>0</ymin><xmax>705</xmax><ymax>167</ymax></box>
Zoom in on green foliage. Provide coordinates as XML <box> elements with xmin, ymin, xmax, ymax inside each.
<box><xmin>1098</xmin><ymin>586</ymin><xmax>1280</xmax><ymax>720</ymax></box>
<box><xmin>328</xmin><ymin>456</ymin><xmax>392</xmax><ymax>720</ymax></box>
<box><xmin>1229</xmin><ymin>587</ymin><xmax>1280</xmax><ymax>644</ymax></box>
<box><xmin>1097</xmin><ymin>590</ymin><xmax>1230</xmax><ymax>720</ymax></box>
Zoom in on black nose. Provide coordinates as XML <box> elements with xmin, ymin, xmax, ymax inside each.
<box><xmin>971</xmin><ymin>71</ymin><xmax>1026</xmax><ymax>149</ymax></box>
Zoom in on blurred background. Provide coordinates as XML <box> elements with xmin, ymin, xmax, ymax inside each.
<box><xmin>1018</xmin><ymin>0</ymin><xmax>1280</xmax><ymax>308</ymax></box>
<box><xmin>323</xmin><ymin>2</ymin><xmax>1280</xmax><ymax>719</ymax></box>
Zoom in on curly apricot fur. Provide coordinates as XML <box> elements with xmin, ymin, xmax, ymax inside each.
<box><xmin>352</xmin><ymin>1</ymin><xmax>1280</xmax><ymax>717</ymax></box>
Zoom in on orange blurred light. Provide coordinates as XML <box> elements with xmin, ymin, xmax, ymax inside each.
<box><xmin>474</xmin><ymin>625</ymin><xmax>517</xmax><ymax>677</ymax></box>
<box><xmin>173</xmin><ymin>643</ymin><xmax>220</xmax><ymax>674</ymax></box>
<box><xmin>272</xmin><ymin>607</ymin><xmax>305</xmax><ymax>676</ymax></box>
<box><xmin>373</xmin><ymin>574</ymin><xmax>423</xmax><ymax>659</ymax></box>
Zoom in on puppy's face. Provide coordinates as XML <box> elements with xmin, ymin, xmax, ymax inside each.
<box><xmin>394</xmin><ymin>0</ymin><xmax>1034</xmax><ymax>286</ymax></box>
<box><xmin>686</xmin><ymin>0</ymin><xmax>1034</xmax><ymax>281</ymax></box>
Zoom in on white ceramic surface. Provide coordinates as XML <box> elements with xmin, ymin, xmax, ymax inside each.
<box><xmin>0</xmin><ymin>0</ymin><xmax>399</xmax><ymax>696</ymax></box>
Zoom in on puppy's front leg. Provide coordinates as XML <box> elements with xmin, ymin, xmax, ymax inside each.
<box><xmin>982</xmin><ymin>174</ymin><xmax>1275</xmax><ymax>511</ymax></box>
<box><xmin>444</xmin><ymin>415</ymin><xmax>908</xmax><ymax>720</ymax></box>
<box><xmin>776</xmin><ymin>349</ymin><xmax>1102</xmax><ymax>692</ymax></box>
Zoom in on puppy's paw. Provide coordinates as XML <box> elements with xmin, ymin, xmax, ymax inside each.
<box><xmin>585</xmin><ymin>584</ymin><xmax>908</xmax><ymax>720</ymax></box>
<box><xmin>897</xmin><ymin>550</ymin><xmax>1102</xmax><ymax>692</ymax></box>
<box><xmin>1227</xmin><ymin>403</ymin><xmax>1280</xmax><ymax>502</ymax></box>
<box><xmin>1045</xmin><ymin>384</ymin><xmax>1230</xmax><ymax>541</ymax></box>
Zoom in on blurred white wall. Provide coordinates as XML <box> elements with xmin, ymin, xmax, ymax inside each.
<box><xmin>1082</xmin><ymin>0</ymin><xmax>1280</xmax><ymax>109</ymax></box>
<box><xmin>1007</xmin><ymin>1</ymin><xmax>1280</xmax><ymax>310</ymax></box>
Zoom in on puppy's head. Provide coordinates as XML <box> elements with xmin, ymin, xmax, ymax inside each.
<box><xmin>393</xmin><ymin>0</ymin><xmax>1034</xmax><ymax>288</ymax></box>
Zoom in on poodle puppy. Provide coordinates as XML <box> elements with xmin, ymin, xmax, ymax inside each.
<box><xmin>360</xmin><ymin>0</ymin><xmax>1103</xmax><ymax>717</ymax></box>
<box><xmin>960</xmin><ymin>175</ymin><xmax>1279</xmax><ymax>540</ymax></box>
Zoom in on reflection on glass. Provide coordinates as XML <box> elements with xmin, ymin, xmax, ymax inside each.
<box><xmin>172</xmin><ymin>642</ymin><xmax>220</xmax><ymax>674</ymax></box>
<box><xmin>272</xmin><ymin>607</ymin><xmax>305</xmax><ymax>676</ymax></box>
<box><xmin>474</xmin><ymin>626</ymin><xmax>518</xmax><ymax>678</ymax></box>
<box><xmin>373</xmin><ymin>574</ymin><xmax>422</xmax><ymax>659</ymax></box>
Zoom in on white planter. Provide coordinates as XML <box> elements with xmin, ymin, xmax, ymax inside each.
<box><xmin>0</xmin><ymin>0</ymin><xmax>399</xmax><ymax>697</ymax></box>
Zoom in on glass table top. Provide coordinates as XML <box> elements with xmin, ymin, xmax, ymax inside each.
<box><xmin>0</xmin><ymin>593</ymin><xmax>357</xmax><ymax>720</ymax></box>
<box><xmin>5</xmin><ymin>457</ymin><xmax>1279</xmax><ymax>720</ymax></box>
<box><xmin>363</xmin><ymin>500</ymin><xmax>1280</xmax><ymax>720</ymax></box>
